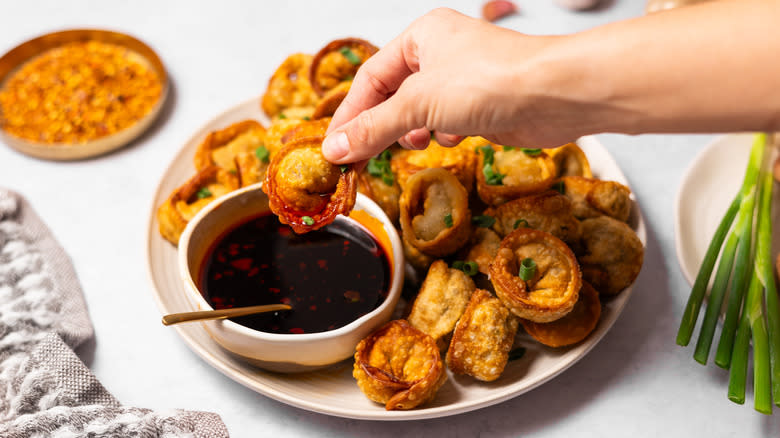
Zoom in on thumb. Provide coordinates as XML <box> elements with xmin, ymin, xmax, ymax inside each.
<box><xmin>322</xmin><ymin>75</ymin><xmax>428</xmax><ymax>164</ymax></box>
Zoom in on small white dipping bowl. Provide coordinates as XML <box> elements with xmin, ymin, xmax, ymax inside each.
<box><xmin>177</xmin><ymin>183</ymin><xmax>404</xmax><ymax>373</ymax></box>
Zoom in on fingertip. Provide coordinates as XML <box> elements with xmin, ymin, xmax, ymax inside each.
<box><xmin>322</xmin><ymin>131</ymin><xmax>350</xmax><ymax>163</ymax></box>
<box><xmin>433</xmin><ymin>132</ymin><xmax>464</xmax><ymax>147</ymax></box>
<box><xmin>404</xmin><ymin>128</ymin><xmax>431</xmax><ymax>150</ymax></box>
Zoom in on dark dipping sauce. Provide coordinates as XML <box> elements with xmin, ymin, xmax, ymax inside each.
<box><xmin>199</xmin><ymin>213</ymin><xmax>390</xmax><ymax>334</ymax></box>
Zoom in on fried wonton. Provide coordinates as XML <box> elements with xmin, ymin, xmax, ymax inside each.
<box><xmin>310</xmin><ymin>38</ymin><xmax>378</xmax><ymax>96</ymax></box>
<box><xmin>578</xmin><ymin>216</ymin><xmax>644</xmax><ymax>295</ymax></box>
<box><xmin>408</xmin><ymin>260</ymin><xmax>476</xmax><ymax>343</ymax></box>
<box><xmin>353</xmin><ymin>320</ymin><xmax>447</xmax><ymax>410</ymax></box>
<box><xmin>313</xmin><ymin>80</ymin><xmax>351</xmax><ymax>119</ymax></box>
<box><xmin>402</xmin><ymin>237</ymin><xmax>435</xmax><ymax>271</ymax></box>
<box><xmin>483</xmin><ymin>191</ymin><xmax>581</xmax><ymax>246</ymax></box>
<box><xmin>262</xmin><ymin>136</ymin><xmax>357</xmax><ymax>233</ymax></box>
<box><xmin>521</xmin><ymin>281</ymin><xmax>601</xmax><ymax>347</ymax></box>
<box><xmin>392</xmin><ymin>138</ymin><xmax>478</xmax><ymax>193</ymax></box>
<box><xmin>399</xmin><ymin>168</ymin><xmax>471</xmax><ymax>257</ymax></box>
<box><xmin>464</xmin><ymin>227</ymin><xmax>502</xmax><ymax>275</ymax></box>
<box><xmin>157</xmin><ymin>166</ymin><xmax>240</xmax><ymax>245</ymax></box>
<box><xmin>548</xmin><ymin>142</ymin><xmax>592</xmax><ymax>178</ymax></box>
<box><xmin>193</xmin><ymin>120</ymin><xmax>268</xmax><ymax>187</ymax></box>
<box><xmin>358</xmin><ymin>167</ymin><xmax>401</xmax><ymax>223</ymax></box>
<box><xmin>559</xmin><ymin>176</ymin><xmax>632</xmax><ymax>223</ymax></box>
<box><xmin>489</xmin><ymin>228</ymin><xmax>581</xmax><ymax>322</ymax></box>
<box><xmin>261</xmin><ymin>53</ymin><xmax>319</xmax><ymax>117</ymax></box>
<box><xmin>475</xmin><ymin>144</ymin><xmax>557</xmax><ymax>206</ymax></box>
<box><xmin>446</xmin><ymin>289</ymin><xmax>519</xmax><ymax>382</ymax></box>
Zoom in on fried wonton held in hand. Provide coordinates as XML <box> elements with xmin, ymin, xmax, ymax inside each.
<box><xmin>559</xmin><ymin>176</ymin><xmax>632</xmax><ymax>223</ymax></box>
<box><xmin>157</xmin><ymin>166</ymin><xmax>240</xmax><ymax>245</ymax></box>
<box><xmin>408</xmin><ymin>260</ymin><xmax>476</xmax><ymax>343</ymax></box>
<box><xmin>578</xmin><ymin>216</ymin><xmax>644</xmax><ymax>295</ymax></box>
<box><xmin>313</xmin><ymin>80</ymin><xmax>351</xmax><ymax>119</ymax></box>
<box><xmin>392</xmin><ymin>138</ymin><xmax>478</xmax><ymax>193</ymax></box>
<box><xmin>521</xmin><ymin>281</ymin><xmax>601</xmax><ymax>347</ymax></box>
<box><xmin>399</xmin><ymin>168</ymin><xmax>471</xmax><ymax>257</ymax></box>
<box><xmin>261</xmin><ymin>53</ymin><xmax>319</xmax><ymax>117</ymax></box>
<box><xmin>446</xmin><ymin>289</ymin><xmax>519</xmax><ymax>382</ymax></box>
<box><xmin>548</xmin><ymin>142</ymin><xmax>592</xmax><ymax>178</ymax></box>
<box><xmin>464</xmin><ymin>227</ymin><xmax>502</xmax><ymax>275</ymax></box>
<box><xmin>310</xmin><ymin>38</ymin><xmax>378</xmax><ymax>96</ymax></box>
<box><xmin>483</xmin><ymin>191</ymin><xmax>581</xmax><ymax>247</ymax></box>
<box><xmin>263</xmin><ymin>136</ymin><xmax>357</xmax><ymax>233</ymax></box>
<box><xmin>353</xmin><ymin>320</ymin><xmax>447</xmax><ymax>411</ymax></box>
<box><xmin>193</xmin><ymin>120</ymin><xmax>268</xmax><ymax>187</ymax></box>
<box><xmin>489</xmin><ymin>228</ymin><xmax>581</xmax><ymax>322</ymax></box>
<box><xmin>475</xmin><ymin>144</ymin><xmax>557</xmax><ymax>206</ymax></box>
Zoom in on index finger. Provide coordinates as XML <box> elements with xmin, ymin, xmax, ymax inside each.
<box><xmin>327</xmin><ymin>32</ymin><xmax>419</xmax><ymax>133</ymax></box>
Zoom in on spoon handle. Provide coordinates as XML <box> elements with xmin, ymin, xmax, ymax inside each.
<box><xmin>162</xmin><ymin>304</ymin><xmax>292</xmax><ymax>326</ymax></box>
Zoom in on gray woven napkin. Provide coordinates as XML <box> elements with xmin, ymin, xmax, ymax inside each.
<box><xmin>0</xmin><ymin>189</ymin><xmax>229</xmax><ymax>438</ymax></box>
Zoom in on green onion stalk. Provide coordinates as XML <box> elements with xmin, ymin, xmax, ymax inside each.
<box><xmin>677</xmin><ymin>133</ymin><xmax>779</xmax><ymax>413</ymax></box>
<box><xmin>677</xmin><ymin>134</ymin><xmax>766</xmax><ymax>347</ymax></box>
<box><xmin>728</xmin><ymin>158</ymin><xmax>774</xmax><ymax>414</ymax></box>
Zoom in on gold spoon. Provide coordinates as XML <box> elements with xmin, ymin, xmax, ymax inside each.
<box><xmin>162</xmin><ymin>304</ymin><xmax>292</xmax><ymax>326</ymax></box>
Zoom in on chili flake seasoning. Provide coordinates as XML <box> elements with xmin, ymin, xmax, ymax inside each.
<box><xmin>0</xmin><ymin>40</ymin><xmax>162</xmax><ymax>144</ymax></box>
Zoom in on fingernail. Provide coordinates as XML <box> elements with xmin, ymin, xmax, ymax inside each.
<box><xmin>322</xmin><ymin>132</ymin><xmax>350</xmax><ymax>160</ymax></box>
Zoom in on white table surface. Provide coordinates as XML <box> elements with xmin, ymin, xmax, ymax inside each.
<box><xmin>2</xmin><ymin>1</ymin><xmax>778</xmax><ymax>436</ymax></box>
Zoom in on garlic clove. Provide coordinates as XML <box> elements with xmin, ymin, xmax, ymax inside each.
<box><xmin>482</xmin><ymin>0</ymin><xmax>519</xmax><ymax>22</ymax></box>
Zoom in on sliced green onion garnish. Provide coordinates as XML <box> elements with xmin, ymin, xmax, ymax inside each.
<box><xmin>278</xmin><ymin>113</ymin><xmax>287</xmax><ymax>119</ymax></box>
<box><xmin>196</xmin><ymin>187</ymin><xmax>212</xmax><ymax>199</ymax></box>
<box><xmin>303</xmin><ymin>116</ymin><xmax>311</xmax><ymax>121</ymax></box>
<box><xmin>255</xmin><ymin>145</ymin><xmax>270</xmax><ymax>163</ymax></box>
<box><xmin>452</xmin><ymin>260</ymin><xmax>478</xmax><ymax>276</ymax></box>
<box><xmin>339</xmin><ymin>47</ymin><xmax>362</xmax><ymax>66</ymax></box>
<box><xmin>521</xmin><ymin>148</ymin><xmax>542</xmax><ymax>156</ymax></box>
<box><xmin>444</xmin><ymin>213</ymin><xmax>453</xmax><ymax>228</ymax></box>
<box><xmin>472</xmin><ymin>215</ymin><xmax>495</xmax><ymax>228</ymax></box>
<box><xmin>302</xmin><ymin>216</ymin><xmax>315</xmax><ymax>226</ymax></box>
<box><xmin>502</xmin><ymin>145</ymin><xmax>514</xmax><ymax>151</ymax></box>
<box><xmin>551</xmin><ymin>180</ymin><xmax>565</xmax><ymax>194</ymax></box>
<box><xmin>340</xmin><ymin>165</ymin><xmax>348</xmax><ymax>173</ymax></box>
<box><xmin>514</xmin><ymin>219</ymin><xmax>529</xmax><ymax>229</ymax></box>
<box><xmin>367</xmin><ymin>150</ymin><xmax>394</xmax><ymax>186</ymax></box>
<box><xmin>479</xmin><ymin>145</ymin><xmax>495</xmax><ymax>165</ymax></box>
<box><xmin>518</xmin><ymin>257</ymin><xmax>537</xmax><ymax>281</ymax></box>
<box><xmin>483</xmin><ymin>163</ymin><xmax>505</xmax><ymax>186</ymax></box>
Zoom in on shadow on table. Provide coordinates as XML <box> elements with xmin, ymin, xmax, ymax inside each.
<box><xmin>241</xmin><ymin>221</ymin><xmax>677</xmax><ymax>436</ymax></box>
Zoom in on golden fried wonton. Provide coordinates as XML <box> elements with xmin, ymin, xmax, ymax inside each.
<box><xmin>408</xmin><ymin>260</ymin><xmax>476</xmax><ymax>343</ymax></box>
<box><xmin>399</xmin><ymin>168</ymin><xmax>471</xmax><ymax>257</ymax></box>
<box><xmin>157</xmin><ymin>166</ymin><xmax>239</xmax><ymax>245</ymax></box>
<box><xmin>483</xmin><ymin>190</ymin><xmax>581</xmax><ymax>246</ymax></box>
<box><xmin>521</xmin><ymin>281</ymin><xmax>601</xmax><ymax>347</ymax></box>
<box><xmin>446</xmin><ymin>289</ymin><xmax>519</xmax><ymax>382</ymax></box>
<box><xmin>353</xmin><ymin>320</ymin><xmax>447</xmax><ymax>410</ymax></box>
<box><xmin>262</xmin><ymin>136</ymin><xmax>357</xmax><ymax>233</ymax></box>
<box><xmin>310</xmin><ymin>38</ymin><xmax>378</xmax><ymax>96</ymax></box>
<box><xmin>548</xmin><ymin>142</ymin><xmax>592</xmax><ymax>178</ymax></box>
<box><xmin>475</xmin><ymin>144</ymin><xmax>557</xmax><ymax>206</ymax></box>
<box><xmin>578</xmin><ymin>216</ymin><xmax>644</xmax><ymax>295</ymax></box>
<box><xmin>261</xmin><ymin>53</ymin><xmax>319</xmax><ymax>117</ymax></box>
<box><xmin>489</xmin><ymin>228</ymin><xmax>581</xmax><ymax>322</ymax></box>
<box><xmin>392</xmin><ymin>138</ymin><xmax>478</xmax><ymax>193</ymax></box>
<box><xmin>559</xmin><ymin>176</ymin><xmax>632</xmax><ymax>223</ymax></box>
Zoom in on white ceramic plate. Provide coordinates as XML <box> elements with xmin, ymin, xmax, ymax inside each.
<box><xmin>145</xmin><ymin>97</ymin><xmax>647</xmax><ymax>420</ymax></box>
<box><xmin>675</xmin><ymin>134</ymin><xmax>780</xmax><ymax>287</ymax></box>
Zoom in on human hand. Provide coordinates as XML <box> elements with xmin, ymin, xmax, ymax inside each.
<box><xmin>321</xmin><ymin>8</ymin><xmax>582</xmax><ymax>164</ymax></box>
